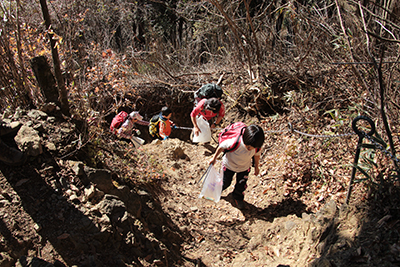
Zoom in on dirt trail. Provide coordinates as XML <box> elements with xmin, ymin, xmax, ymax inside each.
<box><xmin>141</xmin><ymin>127</ymin><xmax>400</xmax><ymax>267</ymax></box>
<box><xmin>142</xmin><ymin>137</ymin><xmax>345</xmax><ymax>266</ymax></box>
<box><xmin>1</xmin><ymin>108</ymin><xmax>399</xmax><ymax>267</ymax></box>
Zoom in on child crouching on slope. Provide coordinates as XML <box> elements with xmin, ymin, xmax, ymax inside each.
<box><xmin>208</xmin><ymin>124</ymin><xmax>265</xmax><ymax>209</ymax></box>
<box><xmin>158</xmin><ymin>107</ymin><xmax>175</xmax><ymax>140</ymax></box>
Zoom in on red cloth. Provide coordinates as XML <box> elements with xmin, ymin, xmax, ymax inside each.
<box><xmin>190</xmin><ymin>98</ymin><xmax>225</xmax><ymax>120</ymax></box>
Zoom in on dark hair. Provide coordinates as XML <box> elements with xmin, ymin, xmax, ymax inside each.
<box><xmin>242</xmin><ymin>124</ymin><xmax>264</xmax><ymax>148</ymax></box>
<box><xmin>161</xmin><ymin>106</ymin><xmax>172</xmax><ymax>116</ymax></box>
<box><xmin>205</xmin><ymin>98</ymin><xmax>221</xmax><ymax>113</ymax></box>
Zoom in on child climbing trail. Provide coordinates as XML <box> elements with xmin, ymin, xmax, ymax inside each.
<box><xmin>190</xmin><ymin>98</ymin><xmax>225</xmax><ymax>139</ymax></box>
<box><xmin>110</xmin><ymin>111</ymin><xmax>146</xmax><ymax>148</ymax></box>
<box><xmin>149</xmin><ymin>106</ymin><xmax>176</xmax><ymax>140</ymax></box>
<box><xmin>208</xmin><ymin>123</ymin><xmax>265</xmax><ymax>209</ymax></box>
<box><xmin>110</xmin><ymin>111</ymin><xmax>143</xmax><ymax>138</ymax></box>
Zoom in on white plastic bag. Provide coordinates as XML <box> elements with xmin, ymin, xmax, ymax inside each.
<box><xmin>192</xmin><ymin>116</ymin><xmax>211</xmax><ymax>143</ymax></box>
<box><xmin>131</xmin><ymin>136</ymin><xmax>145</xmax><ymax>149</ymax></box>
<box><xmin>199</xmin><ymin>164</ymin><xmax>223</xmax><ymax>203</ymax></box>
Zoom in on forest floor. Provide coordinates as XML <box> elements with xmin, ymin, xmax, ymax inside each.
<box><xmin>1</xmin><ymin>83</ymin><xmax>400</xmax><ymax>267</ymax></box>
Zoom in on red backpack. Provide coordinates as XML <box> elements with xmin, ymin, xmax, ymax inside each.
<box><xmin>218</xmin><ymin>122</ymin><xmax>262</xmax><ymax>154</ymax></box>
<box><xmin>218</xmin><ymin>122</ymin><xmax>247</xmax><ymax>153</ymax></box>
<box><xmin>110</xmin><ymin>111</ymin><xmax>129</xmax><ymax>134</ymax></box>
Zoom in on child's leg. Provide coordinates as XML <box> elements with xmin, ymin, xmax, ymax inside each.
<box><xmin>232</xmin><ymin>169</ymin><xmax>250</xmax><ymax>201</ymax></box>
<box><xmin>222</xmin><ymin>166</ymin><xmax>235</xmax><ymax>191</ymax></box>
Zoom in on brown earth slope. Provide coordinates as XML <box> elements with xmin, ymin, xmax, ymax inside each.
<box><xmin>0</xmin><ymin>106</ymin><xmax>400</xmax><ymax>267</ymax></box>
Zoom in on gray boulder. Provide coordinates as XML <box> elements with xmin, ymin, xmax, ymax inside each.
<box><xmin>15</xmin><ymin>125</ymin><xmax>43</xmax><ymax>156</ymax></box>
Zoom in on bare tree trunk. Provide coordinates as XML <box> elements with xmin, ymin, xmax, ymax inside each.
<box><xmin>0</xmin><ymin>2</ymin><xmax>33</xmax><ymax>109</ymax></box>
<box><xmin>376</xmin><ymin>48</ymin><xmax>398</xmax><ymax>169</ymax></box>
<box><xmin>15</xmin><ymin>0</ymin><xmax>33</xmax><ymax>108</ymax></box>
<box><xmin>359</xmin><ymin>3</ymin><xmax>398</xmax><ymax>168</ymax></box>
<box><xmin>244</xmin><ymin>0</ymin><xmax>261</xmax><ymax>66</ymax></box>
<box><xmin>0</xmin><ymin>33</ymin><xmax>32</xmax><ymax>107</ymax></box>
<box><xmin>30</xmin><ymin>56</ymin><xmax>60</xmax><ymax>106</ymax></box>
<box><xmin>244</xmin><ymin>0</ymin><xmax>262</xmax><ymax>81</ymax></box>
<box><xmin>39</xmin><ymin>0</ymin><xmax>70</xmax><ymax>116</ymax></box>
<box><xmin>209</xmin><ymin>0</ymin><xmax>254</xmax><ymax>82</ymax></box>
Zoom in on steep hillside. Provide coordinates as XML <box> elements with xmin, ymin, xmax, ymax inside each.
<box><xmin>1</xmin><ymin>100</ymin><xmax>400</xmax><ymax>267</ymax></box>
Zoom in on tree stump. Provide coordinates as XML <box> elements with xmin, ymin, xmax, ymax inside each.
<box><xmin>30</xmin><ymin>56</ymin><xmax>60</xmax><ymax>106</ymax></box>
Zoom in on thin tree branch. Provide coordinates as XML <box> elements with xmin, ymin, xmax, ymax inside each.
<box><xmin>335</xmin><ymin>0</ymin><xmax>372</xmax><ymax>103</ymax></box>
<box><xmin>244</xmin><ymin>0</ymin><xmax>261</xmax><ymax>67</ymax></box>
<box><xmin>208</xmin><ymin>0</ymin><xmax>254</xmax><ymax>82</ymax></box>
<box><xmin>366</xmin><ymin>31</ymin><xmax>400</xmax><ymax>44</ymax></box>
<box><xmin>39</xmin><ymin>0</ymin><xmax>70</xmax><ymax>116</ymax></box>
<box><xmin>349</xmin><ymin>0</ymin><xmax>400</xmax><ymax>32</ymax></box>
<box><xmin>359</xmin><ymin>1</ymin><xmax>398</xmax><ymax>168</ymax></box>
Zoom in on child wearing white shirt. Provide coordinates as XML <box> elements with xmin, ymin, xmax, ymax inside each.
<box><xmin>209</xmin><ymin>124</ymin><xmax>265</xmax><ymax>209</ymax></box>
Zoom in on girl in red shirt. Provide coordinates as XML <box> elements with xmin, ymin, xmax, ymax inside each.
<box><xmin>190</xmin><ymin>98</ymin><xmax>225</xmax><ymax>137</ymax></box>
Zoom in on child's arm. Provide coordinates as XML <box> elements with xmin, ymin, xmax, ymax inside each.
<box><xmin>158</xmin><ymin>120</ymin><xmax>168</xmax><ymax>140</ymax></box>
<box><xmin>190</xmin><ymin>101</ymin><xmax>205</xmax><ymax>136</ymax></box>
<box><xmin>159</xmin><ymin>122</ymin><xmax>167</xmax><ymax>140</ymax></box>
<box><xmin>209</xmin><ymin>146</ymin><xmax>224</xmax><ymax>166</ymax></box>
<box><xmin>117</xmin><ymin>125</ymin><xmax>130</xmax><ymax>139</ymax></box>
<box><xmin>213</xmin><ymin>115</ymin><xmax>223</xmax><ymax>127</ymax></box>
<box><xmin>216</xmin><ymin>102</ymin><xmax>225</xmax><ymax>125</ymax></box>
<box><xmin>191</xmin><ymin>115</ymin><xmax>201</xmax><ymax>136</ymax></box>
<box><xmin>253</xmin><ymin>154</ymin><xmax>260</xmax><ymax>176</ymax></box>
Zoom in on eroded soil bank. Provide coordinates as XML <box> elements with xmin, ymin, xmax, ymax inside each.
<box><xmin>1</xmin><ymin>87</ymin><xmax>400</xmax><ymax>266</ymax></box>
